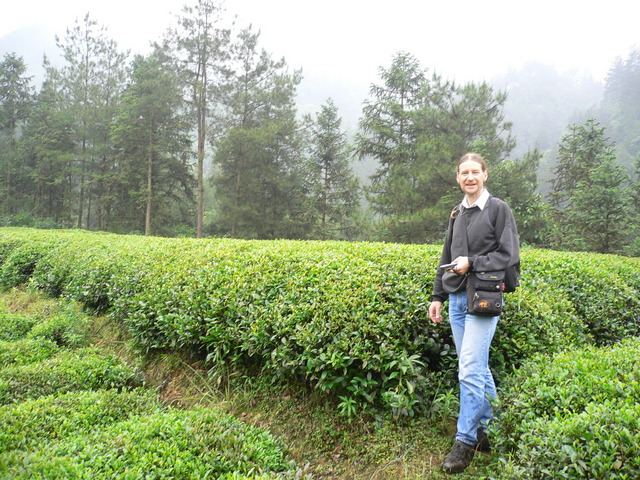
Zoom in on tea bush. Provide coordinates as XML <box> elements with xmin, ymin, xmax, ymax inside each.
<box><xmin>2</xmin><ymin>407</ymin><xmax>295</xmax><ymax>479</ymax></box>
<box><xmin>1</xmin><ymin>228</ymin><xmax>640</xmax><ymax>417</ymax></box>
<box><xmin>0</xmin><ymin>337</ymin><xmax>59</xmax><ymax>367</ymax></box>
<box><xmin>0</xmin><ymin>312</ymin><xmax>38</xmax><ymax>341</ymax></box>
<box><xmin>0</xmin><ymin>236</ymin><xmax>59</xmax><ymax>290</ymax></box>
<box><xmin>27</xmin><ymin>307</ymin><xmax>91</xmax><ymax>348</ymax></box>
<box><xmin>0</xmin><ymin>388</ymin><xmax>162</xmax><ymax>453</ymax></box>
<box><xmin>0</xmin><ymin>291</ymin><xmax>89</xmax><ymax>367</ymax></box>
<box><xmin>523</xmin><ymin>250</ymin><xmax>640</xmax><ymax>346</ymax></box>
<box><xmin>494</xmin><ymin>337</ymin><xmax>640</xmax><ymax>479</ymax></box>
<box><xmin>0</xmin><ymin>348</ymin><xmax>141</xmax><ymax>405</ymax></box>
<box><xmin>491</xmin><ymin>277</ymin><xmax>592</xmax><ymax>373</ymax></box>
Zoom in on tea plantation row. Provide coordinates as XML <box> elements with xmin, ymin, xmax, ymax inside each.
<box><xmin>2</xmin><ymin>228</ymin><xmax>638</xmax><ymax>415</ymax></box>
<box><xmin>1</xmin><ymin>227</ymin><xmax>639</xmax><ymax>479</ymax></box>
<box><xmin>494</xmin><ymin>336</ymin><xmax>640</xmax><ymax>479</ymax></box>
<box><xmin>0</xmin><ymin>295</ymin><xmax>298</xmax><ymax>479</ymax></box>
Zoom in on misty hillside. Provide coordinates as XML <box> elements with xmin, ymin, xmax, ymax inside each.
<box><xmin>0</xmin><ymin>24</ymin><xmax>62</xmax><ymax>83</ymax></box>
<box><xmin>496</xmin><ymin>62</ymin><xmax>603</xmax><ymax>152</ymax></box>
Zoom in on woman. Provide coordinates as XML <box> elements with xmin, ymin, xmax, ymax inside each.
<box><xmin>429</xmin><ymin>153</ymin><xmax>520</xmax><ymax>474</ymax></box>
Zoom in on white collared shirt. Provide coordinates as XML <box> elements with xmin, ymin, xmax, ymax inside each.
<box><xmin>462</xmin><ymin>189</ymin><xmax>490</xmax><ymax>210</ymax></box>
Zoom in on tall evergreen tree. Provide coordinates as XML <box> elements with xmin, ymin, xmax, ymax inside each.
<box><xmin>489</xmin><ymin>149</ymin><xmax>552</xmax><ymax>247</ymax></box>
<box><xmin>22</xmin><ymin>58</ymin><xmax>76</xmax><ymax>224</ymax></box>
<box><xmin>564</xmin><ymin>158</ymin><xmax>631</xmax><ymax>253</ymax></box>
<box><xmin>0</xmin><ymin>53</ymin><xmax>34</xmax><ymax>215</ymax></box>
<box><xmin>549</xmin><ymin>119</ymin><xmax>631</xmax><ymax>253</ymax></box>
<box><xmin>626</xmin><ymin>154</ymin><xmax>640</xmax><ymax>256</ymax></box>
<box><xmin>163</xmin><ymin>0</ymin><xmax>230</xmax><ymax>238</ymax></box>
<box><xmin>549</xmin><ymin>118</ymin><xmax>614</xmax><ymax>208</ymax></box>
<box><xmin>307</xmin><ymin>99</ymin><xmax>360</xmax><ymax>240</ymax></box>
<box><xmin>356</xmin><ymin>52</ymin><xmax>425</xmax><ymax>220</ymax></box>
<box><xmin>356</xmin><ymin>52</ymin><xmax>514</xmax><ymax>243</ymax></box>
<box><xmin>602</xmin><ymin>48</ymin><xmax>640</xmax><ymax>167</ymax></box>
<box><xmin>55</xmin><ymin>13</ymin><xmax>128</xmax><ymax>229</ymax></box>
<box><xmin>211</xmin><ymin>26</ymin><xmax>304</xmax><ymax>239</ymax></box>
<box><xmin>110</xmin><ymin>52</ymin><xmax>195</xmax><ymax>235</ymax></box>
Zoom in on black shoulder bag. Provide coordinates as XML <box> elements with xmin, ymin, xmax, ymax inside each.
<box><xmin>467</xmin><ymin>270</ymin><xmax>505</xmax><ymax>316</ymax></box>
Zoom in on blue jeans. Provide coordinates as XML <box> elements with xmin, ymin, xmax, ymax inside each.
<box><xmin>448</xmin><ymin>291</ymin><xmax>499</xmax><ymax>446</ymax></box>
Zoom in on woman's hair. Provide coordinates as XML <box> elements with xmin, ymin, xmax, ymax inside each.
<box><xmin>457</xmin><ymin>152</ymin><xmax>488</xmax><ymax>172</ymax></box>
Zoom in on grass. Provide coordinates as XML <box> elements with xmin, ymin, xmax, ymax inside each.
<box><xmin>0</xmin><ymin>288</ymin><xmax>500</xmax><ymax>479</ymax></box>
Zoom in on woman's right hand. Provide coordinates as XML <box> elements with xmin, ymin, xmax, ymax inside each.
<box><xmin>429</xmin><ymin>301</ymin><xmax>443</xmax><ymax>323</ymax></box>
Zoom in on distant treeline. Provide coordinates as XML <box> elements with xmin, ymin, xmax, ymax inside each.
<box><xmin>0</xmin><ymin>0</ymin><xmax>639</xmax><ymax>255</ymax></box>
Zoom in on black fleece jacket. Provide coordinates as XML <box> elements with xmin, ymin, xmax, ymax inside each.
<box><xmin>431</xmin><ymin>195</ymin><xmax>520</xmax><ymax>303</ymax></box>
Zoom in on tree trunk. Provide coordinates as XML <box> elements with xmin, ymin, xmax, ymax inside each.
<box><xmin>197</xmin><ymin>105</ymin><xmax>205</xmax><ymax>238</ymax></box>
<box><xmin>4</xmin><ymin>122</ymin><xmax>14</xmax><ymax>215</ymax></box>
<box><xmin>146</xmin><ymin>138</ymin><xmax>153</xmax><ymax>236</ymax></box>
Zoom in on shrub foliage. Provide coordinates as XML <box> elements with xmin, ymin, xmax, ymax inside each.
<box><xmin>3</xmin><ymin>407</ymin><xmax>293</xmax><ymax>479</ymax></box>
<box><xmin>0</xmin><ymin>389</ymin><xmax>161</xmax><ymax>453</ymax></box>
<box><xmin>0</xmin><ymin>348</ymin><xmax>141</xmax><ymax>405</ymax></box>
<box><xmin>494</xmin><ymin>337</ymin><xmax>640</xmax><ymax>479</ymax></box>
<box><xmin>0</xmin><ymin>283</ymin><xmax>298</xmax><ymax>479</ymax></box>
<box><xmin>1</xmin><ymin>227</ymin><xmax>639</xmax><ymax>418</ymax></box>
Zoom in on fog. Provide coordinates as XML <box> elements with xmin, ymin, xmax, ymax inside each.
<box><xmin>2</xmin><ymin>0</ymin><xmax>637</xmax><ymax>159</ymax></box>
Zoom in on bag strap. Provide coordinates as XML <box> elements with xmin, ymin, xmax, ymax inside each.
<box><xmin>449</xmin><ymin>204</ymin><xmax>469</xmax><ymax>256</ymax></box>
<box><xmin>450</xmin><ymin>203</ymin><xmax>470</xmax><ymax>255</ymax></box>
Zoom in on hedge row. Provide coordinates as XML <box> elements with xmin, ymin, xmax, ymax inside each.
<box><xmin>1</xmin><ymin>227</ymin><xmax>639</xmax><ymax>417</ymax></box>
<box><xmin>0</xmin><ymin>389</ymin><xmax>162</xmax><ymax>453</ymax></box>
<box><xmin>494</xmin><ymin>337</ymin><xmax>640</xmax><ymax>479</ymax></box>
<box><xmin>3</xmin><ymin>407</ymin><xmax>294</xmax><ymax>480</ymax></box>
<box><xmin>0</xmin><ymin>348</ymin><xmax>141</xmax><ymax>405</ymax></box>
<box><xmin>0</xmin><ymin>288</ymin><xmax>298</xmax><ymax>479</ymax></box>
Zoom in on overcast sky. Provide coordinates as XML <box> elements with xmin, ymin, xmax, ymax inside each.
<box><xmin>2</xmin><ymin>0</ymin><xmax>638</xmax><ymax>88</ymax></box>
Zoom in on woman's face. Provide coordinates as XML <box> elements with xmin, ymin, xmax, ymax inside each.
<box><xmin>457</xmin><ymin>159</ymin><xmax>488</xmax><ymax>199</ymax></box>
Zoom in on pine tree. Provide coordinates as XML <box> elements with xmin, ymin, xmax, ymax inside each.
<box><xmin>356</xmin><ymin>52</ymin><xmax>514</xmax><ymax>243</ymax></box>
<box><xmin>307</xmin><ymin>99</ymin><xmax>360</xmax><ymax>240</ymax></box>
<box><xmin>22</xmin><ymin>58</ymin><xmax>76</xmax><ymax>225</ymax></box>
<box><xmin>550</xmin><ymin>118</ymin><xmax>631</xmax><ymax>253</ymax></box>
<box><xmin>162</xmin><ymin>0</ymin><xmax>230</xmax><ymax>238</ymax></box>
<box><xmin>211</xmin><ymin>26</ymin><xmax>304</xmax><ymax>239</ymax></box>
<box><xmin>356</xmin><ymin>52</ymin><xmax>425</xmax><ymax>219</ymax></box>
<box><xmin>0</xmin><ymin>53</ymin><xmax>34</xmax><ymax>214</ymax></box>
<box><xmin>603</xmin><ymin>48</ymin><xmax>640</xmax><ymax>167</ymax></box>
<box><xmin>489</xmin><ymin>149</ymin><xmax>552</xmax><ymax>247</ymax></box>
<box><xmin>110</xmin><ymin>52</ymin><xmax>195</xmax><ymax>235</ymax></box>
<box><xmin>565</xmin><ymin>159</ymin><xmax>631</xmax><ymax>253</ymax></box>
<box><xmin>550</xmin><ymin>118</ymin><xmax>614</xmax><ymax>209</ymax></box>
<box><xmin>55</xmin><ymin>13</ymin><xmax>128</xmax><ymax>229</ymax></box>
<box><xmin>626</xmin><ymin>155</ymin><xmax>640</xmax><ymax>256</ymax></box>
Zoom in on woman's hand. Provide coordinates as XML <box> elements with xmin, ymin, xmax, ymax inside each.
<box><xmin>429</xmin><ymin>301</ymin><xmax>443</xmax><ymax>323</ymax></box>
<box><xmin>452</xmin><ymin>256</ymin><xmax>470</xmax><ymax>275</ymax></box>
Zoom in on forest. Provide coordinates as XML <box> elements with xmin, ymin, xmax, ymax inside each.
<box><xmin>1</xmin><ymin>0</ymin><xmax>639</xmax><ymax>255</ymax></box>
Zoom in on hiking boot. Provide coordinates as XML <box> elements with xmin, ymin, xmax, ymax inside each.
<box><xmin>476</xmin><ymin>428</ymin><xmax>491</xmax><ymax>453</ymax></box>
<box><xmin>442</xmin><ymin>440</ymin><xmax>475</xmax><ymax>473</ymax></box>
